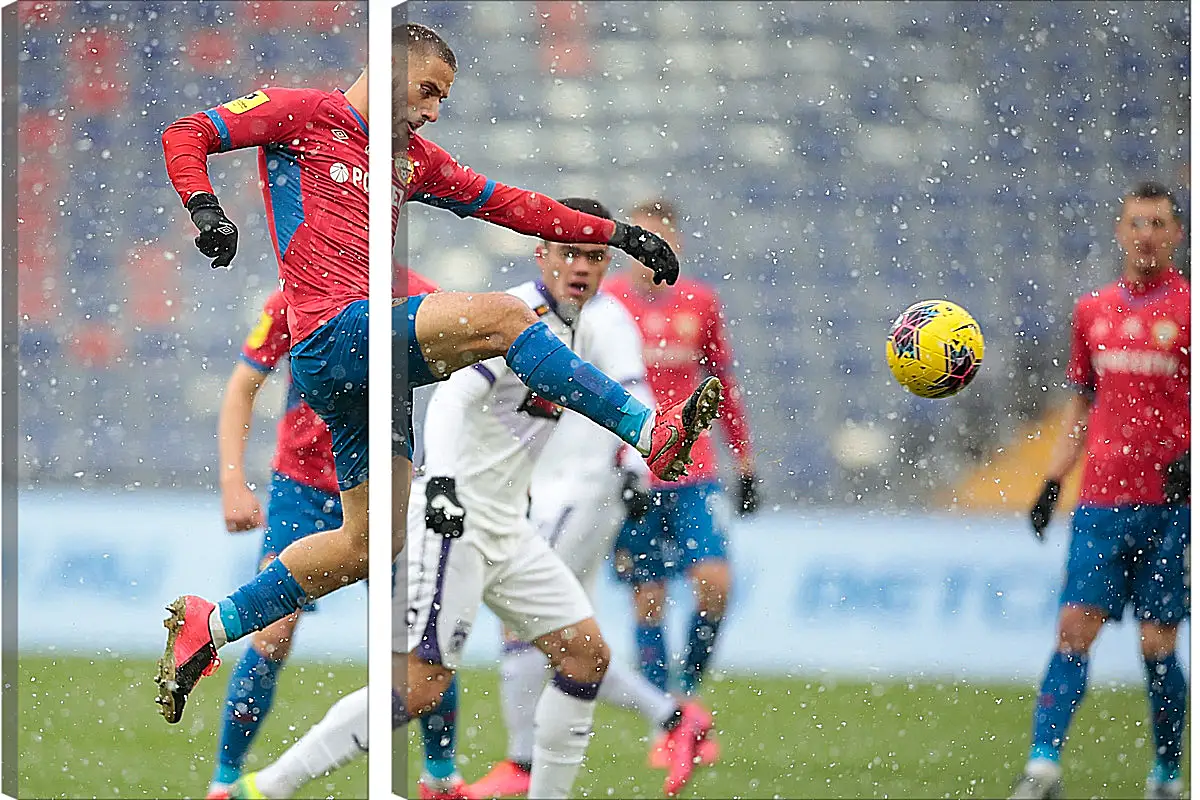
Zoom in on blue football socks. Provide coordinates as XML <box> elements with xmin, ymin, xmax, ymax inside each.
<box><xmin>506</xmin><ymin>321</ymin><xmax>652</xmax><ymax>447</ymax></box>
<box><xmin>1030</xmin><ymin>650</ymin><xmax>1089</xmax><ymax>762</ymax></box>
<box><xmin>217</xmin><ymin>559</ymin><xmax>308</xmax><ymax>643</ymax></box>
<box><xmin>680</xmin><ymin>612</ymin><xmax>722</xmax><ymax>696</ymax></box>
<box><xmin>1144</xmin><ymin>653</ymin><xmax>1187</xmax><ymax>781</ymax></box>
<box><xmin>421</xmin><ymin>675</ymin><xmax>460</xmax><ymax>780</ymax></box>
<box><xmin>635</xmin><ymin>623</ymin><xmax>669</xmax><ymax>693</ymax></box>
<box><xmin>213</xmin><ymin>644</ymin><xmax>285</xmax><ymax>785</ymax></box>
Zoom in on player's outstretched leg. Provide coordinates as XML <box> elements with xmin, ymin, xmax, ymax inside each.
<box><xmin>412</xmin><ymin>292</ymin><xmax>724</xmax><ymax>482</ymax></box>
<box><xmin>417</xmin><ymin>676</ymin><xmax>470</xmax><ymax>800</ymax></box>
<box><xmin>208</xmin><ymin>615</ymin><xmax>300</xmax><ymax>798</ymax></box>
<box><xmin>230</xmin><ymin>686</ymin><xmax>368</xmax><ymax>800</ymax></box>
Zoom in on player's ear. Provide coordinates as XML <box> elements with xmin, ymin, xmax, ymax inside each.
<box><xmin>535</xmin><ymin>244</ymin><xmax>547</xmax><ymax>262</ymax></box>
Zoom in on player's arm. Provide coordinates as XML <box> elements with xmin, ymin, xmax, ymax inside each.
<box><xmin>218</xmin><ymin>362</ymin><xmax>271</xmax><ymax>532</ymax></box>
<box><xmin>410</xmin><ymin>144</ymin><xmax>679</xmax><ymax>284</ymax></box>
<box><xmin>596</xmin><ymin>302</ymin><xmax>654</xmax><ymax>516</ymax></box>
<box><xmin>701</xmin><ymin>291</ymin><xmax>760</xmax><ymax>515</ymax></box>
<box><xmin>162</xmin><ymin>88</ymin><xmax>320</xmax><ymax>268</ymax></box>
<box><xmin>420</xmin><ymin>364</ymin><xmax>495</xmax><ymax>538</ymax></box>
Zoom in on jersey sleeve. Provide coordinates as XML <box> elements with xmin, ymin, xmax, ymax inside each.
<box><xmin>409</xmin><ymin>138</ymin><xmax>616</xmax><ymax>244</ymax></box>
<box><xmin>1065</xmin><ymin>298</ymin><xmax>1096</xmax><ymax>395</ymax></box>
<box><xmin>240</xmin><ymin>291</ymin><xmax>291</xmax><ymax>373</ymax></box>
<box><xmin>163</xmin><ymin>87</ymin><xmax>324</xmax><ymax>206</ymax></box>
<box><xmin>700</xmin><ymin>289</ymin><xmax>754</xmax><ymax>467</ymax></box>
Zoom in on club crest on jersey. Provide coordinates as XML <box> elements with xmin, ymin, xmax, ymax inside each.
<box><xmin>532</xmin><ymin>303</ymin><xmax>551</xmax><ymax>317</ymax></box>
<box><xmin>223</xmin><ymin>90</ymin><xmax>269</xmax><ymax>114</ymax></box>
<box><xmin>395</xmin><ymin>155</ymin><xmax>415</xmax><ymax>187</ymax></box>
<box><xmin>1153</xmin><ymin>320</ymin><xmax>1180</xmax><ymax>349</ymax></box>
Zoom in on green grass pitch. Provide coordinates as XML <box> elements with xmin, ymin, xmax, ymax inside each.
<box><xmin>16</xmin><ymin>656</ymin><xmax>1183</xmax><ymax>798</ymax></box>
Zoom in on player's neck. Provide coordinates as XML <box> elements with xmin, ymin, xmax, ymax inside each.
<box><xmin>343</xmin><ymin>74</ymin><xmax>368</xmax><ymax>123</ymax></box>
<box><xmin>1121</xmin><ymin>261</ymin><xmax>1174</xmax><ymax>292</ymax></box>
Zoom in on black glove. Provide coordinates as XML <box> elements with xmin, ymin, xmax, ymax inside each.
<box><xmin>425</xmin><ymin>476</ymin><xmax>465</xmax><ymax>538</ymax></box>
<box><xmin>187</xmin><ymin>192</ymin><xmax>239</xmax><ymax>269</ymax></box>
<box><xmin>1029</xmin><ymin>479</ymin><xmax>1061</xmax><ymax>540</ymax></box>
<box><xmin>609</xmin><ymin>222</ymin><xmax>679</xmax><ymax>286</ymax></box>
<box><xmin>738</xmin><ymin>473</ymin><xmax>760</xmax><ymax>516</ymax></box>
<box><xmin>1164</xmin><ymin>451</ymin><xmax>1190</xmax><ymax>505</ymax></box>
<box><xmin>620</xmin><ymin>470</ymin><xmax>651</xmax><ymax>520</ymax></box>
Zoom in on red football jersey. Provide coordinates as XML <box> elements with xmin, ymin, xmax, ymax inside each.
<box><xmin>164</xmin><ymin>87</ymin><xmax>369</xmax><ymax>343</ymax></box>
<box><xmin>165</xmin><ymin>90</ymin><xmax>617</xmax><ymax>344</ymax></box>
<box><xmin>1066</xmin><ymin>268</ymin><xmax>1190</xmax><ymax>505</ymax></box>
<box><xmin>241</xmin><ymin>290</ymin><xmax>339</xmax><ymax>495</ymax></box>
<box><xmin>604</xmin><ymin>273</ymin><xmax>753</xmax><ymax>488</ymax></box>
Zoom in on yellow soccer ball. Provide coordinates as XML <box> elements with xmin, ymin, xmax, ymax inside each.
<box><xmin>885</xmin><ymin>300</ymin><xmax>984</xmax><ymax>398</ymax></box>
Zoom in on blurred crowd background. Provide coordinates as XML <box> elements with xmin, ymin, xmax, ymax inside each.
<box><xmin>17</xmin><ymin>1</ymin><xmax>1190</xmax><ymax>511</ymax></box>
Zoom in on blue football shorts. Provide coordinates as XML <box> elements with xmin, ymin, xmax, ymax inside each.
<box><xmin>1060</xmin><ymin>504</ymin><xmax>1190</xmax><ymax>624</ymax></box>
<box><xmin>258</xmin><ymin>471</ymin><xmax>343</xmax><ymax>612</ymax></box>
<box><xmin>613</xmin><ymin>481</ymin><xmax>730</xmax><ymax>585</ymax></box>
<box><xmin>289</xmin><ymin>295</ymin><xmax>438</xmax><ymax>490</ymax></box>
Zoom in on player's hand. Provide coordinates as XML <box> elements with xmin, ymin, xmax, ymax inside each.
<box><xmin>1164</xmin><ymin>451</ymin><xmax>1190</xmax><ymax>505</ymax></box>
<box><xmin>222</xmin><ymin>483</ymin><xmax>264</xmax><ymax>533</ymax></box>
<box><xmin>426</xmin><ymin>476</ymin><xmax>466</xmax><ymax>538</ymax></box>
<box><xmin>1029</xmin><ymin>479</ymin><xmax>1061</xmax><ymax>539</ymax></box>
<box><xmin>609</xmin><ymin>222</ymin><xmax>680</xmax><ymax>285</ymax></box>
<box><xmin>187</xmin><ymin>192</ymin><xmax>239</xmax><ymax>269</ymax></box>
<box><xmin>738</xmin><ymin>473</ymin><xmax>760</xmax><ymax>516</ymax></box>
<box><xmin>620</xmin><ymin>470</ymin><xmax>652</xmax><ymax>520</ymax></box>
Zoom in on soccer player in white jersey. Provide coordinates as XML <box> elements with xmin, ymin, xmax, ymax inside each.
<box><xmin>228</xmin><ymin>198</ymin><xmax>721</xmax><ymax>800</ymax></box>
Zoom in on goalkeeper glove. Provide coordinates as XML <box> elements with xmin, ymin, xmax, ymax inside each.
<box><xmin>738</xmin><ymin>473</ymin><xmax>760</xmax><ymax>516</ymax></box>
<box><xmin>1029</xmin><ymin>479</ymin><xmax>1061</xmax><ymax>540</ymax></box>
<box><xmin>425</xmin><ymin>477</ymin><xmax>466</xmax><ymax>538</ymax></box>
<box><xmin>1164</xmin><ymin>451</ymin><xmax>1190</xmax><ymax>505</ymax></box>
<box><xmin>609</xmin><ymin>222</ymin><xmax>679</xmax><ymax>286</ymax></box>
<box><xmin>620</xmin><ymin>470</ymin><xmax>652</xmax><ymax>521</ymax></box>
<box><xmin>187</xmin><ymin>192</ymin><xmax>239</xmax><ymax>269</ymax></box>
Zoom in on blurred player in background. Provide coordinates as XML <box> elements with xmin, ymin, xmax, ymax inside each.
<box><xmin>441</xmin><ymin>201</ymin><xmax>713</xmax><ymax>800</ymax></box>
<box><xmin>157</xmin><ymin>23</ymin><xmax>722</xmax><ymax>726</ymax></box>
<box><xmin>1010</xmin><ymin>181</ymin><xmax>1190</xmax><ymax>800</ymax></box>
<box><xmin>206</xmin><ymin>289</ymin><xmax>342</xmax><ymax>799</ymax></box>
<box><xmin>605</xmin><ymin>200</ymin><xmax>759</xmax><ymax>760</ymax></box>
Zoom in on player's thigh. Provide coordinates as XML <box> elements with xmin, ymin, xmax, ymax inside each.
<box><xmin>486</xmin><ymin>531</ymin><xmax>596</xmax><ymax>649</ymax></box>
<box><xmin>1060</xmin><ymin>505</ymin><xmax>1134</xmax><ymax>621</ymax></box>
<box><xmin>1130</xmin><ymin>504</ymin><xmax>1190</xmax><ymax>627</ymax></box>
<box><xmin>291</xmin><ymin>300</ymin><xmax>371</xmax><ymax>492</ymax></box>
<box><xmin>397</xmin><ymin>502</ymin><xmax>485</xmax><ymax>672</ymax></box>
<box><xmin>613</xmin><ymin>492</ymin><xmax>671</xmax><ymax>587</ymax></box>
<box><xmin>410</xmin><ymin>290</ymin><xmax>537</xmax><ymax>377</ymax></box>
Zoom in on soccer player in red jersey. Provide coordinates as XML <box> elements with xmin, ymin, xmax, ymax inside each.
<box><xmin>604</xmin><ymin>199</ymin><xmax>759</xmax><ymax>779</ymax></box>
<box><xmin>156</xmin><ymin>23</ymin><xmax>723</xmax><ymax>728</ymax></box>
<box><xmin>1010</xmin><ymin>182</ymin><xmax>1190</xmax><ymax>800</ymax></box>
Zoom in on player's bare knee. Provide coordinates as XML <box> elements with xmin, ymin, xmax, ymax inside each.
<box><xmin>483</xmin><ymin>292</ymin><xmax>539</xmax><ymax>353</ymax></box>
<box><xmin>635</xmin><ymin>583</ymin><xmax>667</xmax><ymax>623</ymax></box>
<box><xmin>1056</xmin><ymin>605</ymin><xmax>1104</xmax><ymax>653</ymax></box>
<box><xmin>1139</xmin><ymin>623</ymin><xmax>1178</xmax><ymax>660</ymax></box>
